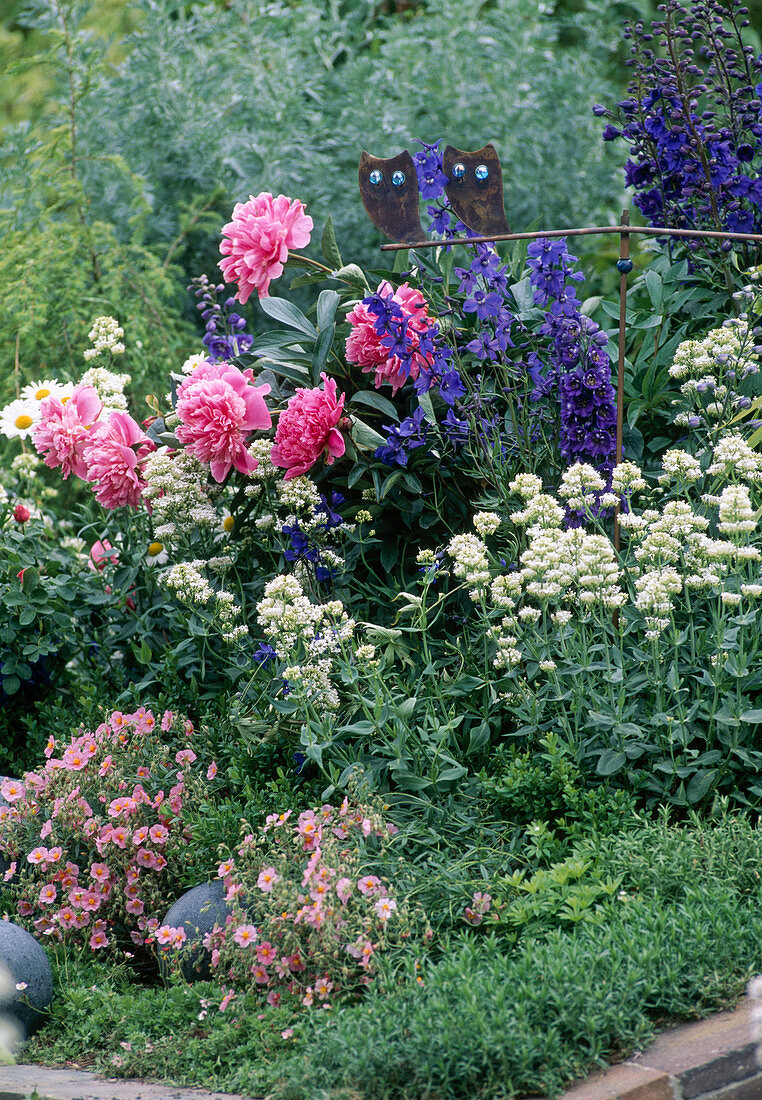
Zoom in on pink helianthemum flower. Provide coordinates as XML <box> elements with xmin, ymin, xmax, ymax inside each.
<box><xmin>83</xmin><ymin>411</ymin><xmax>154</xmax><ymax>509</ymax></box>
<box><xmin>33</xmin><ymin>384</ymin><xmax>102</xmax><ymax>479</ymax></box>
<box><xmin>176</xmin><ymin>362</ymin><xmax>272</xmax><ymax>482</ymax></box>
<box><xmin>219</xmin><ymin>193</ymin><xmax>313</xmax><ymax>302</ymax></box>
<box><xmin>345</xmin><ymin>281</ymin><xmax>433</xmax><ymax>393</ymax></box>
<box><xmin>270</xmin><ymin>372</ymin><xmax>346</xmax><ymax>479</ymax></box>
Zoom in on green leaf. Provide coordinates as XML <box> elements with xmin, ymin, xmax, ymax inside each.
<box><xmin>347</xmin><ymin>464</ymin><xmax>365</xmax><ymax>489</ymax></box>
<box><xmin>17</xmin><ymin>608</ymin><xmax>36</xmax><ymax>627</ymax></box>
<box><xmin>380</xmin><ymin>543</ymin><xmax>399</xmax><ymax>572</ymax></box>
<box><xmin>351</xmin><ymin>417</ymin><xmax>387</xmax><ymax>451</ymax></box>
<box><xmin>436</xmin><ymin>765</ymin><xmax>468</xmax><ymax>783</ymax></box>
<box><xmin>350</xmin><ymin>390</ymin><xmax>400</xmax><ymax>421</ymax></box>
<box><xmin>311</xmin><ymin>324</ymin><xmax>335</xmax><ymax>379</ymax></box>
<box><xmin>392</xmin><ymin>249</ymin><xmax>409</xmax><ymax>274</ymax></box>
<box><xmin>740</xmin><ymin>709</ymin><xmax>762</xmax><ymax>723</ymax></box>
<box><xmin>417</xmin><ymin>390</ymin><xmax>436</xmax><ymax>424</ymax></box>
<box><xmin>321</xmin><ymin>217</ymin><xmax>343</xmax><ymax>270</ymax></box>
<box><xmin>258</xmin><ymin>296</ymin><xmax>317</xmax><ymax>339</ymax></box>
<box><xmin>686</xmin><ymin>768</ymin><xmax>717</xmax><ymax>804</ymax></box>
<box><xmin>2</xmin><ymin>675</ymin><xmax>20</xmax><ymax>695</ymax></box>
<box><xmin>596</xmin><ymin>750</ymin><xmax>627</xmax><ymax>776</ymax></box>
<box><xmin>317</xmin><ymin>289</ymin><xmax>340</xmax><ymax>331</ymax></box>
<box><xmin>644</xmin><ymin>269</ymin><xmax>663</xmax><ymax>311</ymax></box>
<box><xmin>332</xmin><ymin>264</ymin><xmax>367</xmax><ymax>290</ymax></box>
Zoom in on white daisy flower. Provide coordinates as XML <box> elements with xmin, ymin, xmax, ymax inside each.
<box><xmin>0</xmin><ymin>398</ymin><xmax>39</xmax><ymax>439</ymax></box>
<box><xmin>180</xmin><ymin>353</ymin><xmax>209</xmax><ymax>375</ymax></box>
<box><xmin>145</xmin><ymin>540</ymin><xmax>169</xmax><ymax>566</ymax></box>
<box><xmin>20</xmin><ymin>378</ymin><xmax>68</xmax><ymax>404</ymax></box>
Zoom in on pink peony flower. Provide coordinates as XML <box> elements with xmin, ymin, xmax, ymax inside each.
<box><xmin>270</xmin><ymin>373</ymin><xmax>346</xmax><ymax>479</ymax></box>
<box><xmin>345</xmin><ymin>281</ymin><xmax>433</xmax><ymax>393</ymax></box>
<box><xmin>176</xmin><ymin>362</ymin><xmax>272</xmax><ymax>483</ymax></box>
<box><xmin>219</xmin><ymin>193</ymin><xmax>313</xmax><ymax>302</ymax></box>
<box><xmin>33</xmin><ymin>384</ymin><xmax>102</xmax><ymax>480</ymax></box>
<box><xmin>83</xmin><ymin>411</ymin><xmax>154</xmax><ymax>509</ymax></box>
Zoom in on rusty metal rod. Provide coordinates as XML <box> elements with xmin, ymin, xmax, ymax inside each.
<box><xmin>614</xmin><ymin>210</ymin><xmax>630</xmax><ymax>557</ymax></box>
<box><xmin>380</xmin><ymin>223</ymin><xmax>762</xmax><ymax>250</ymax></box>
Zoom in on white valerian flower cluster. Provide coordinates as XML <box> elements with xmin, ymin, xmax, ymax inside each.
<box><xmin>510</xmin><ymin>493</ymin><xmax>565</xmax><ymax>529</ymax></box>
<box><xmin>447</xmin><ymin>533</ymin><xmax>491</xmax><ymax>598</ymax></box>
<box><xmin>472</xmin><ymin>511</ymin><xmax>502</xmax><ymax>538</ymax></box>
<box><xmin>83</xmin><ymin>316</ymin><xmax>125</xmax><ymax>360</ymax></box>
<box><xmin>80</xmin><ymin>366</ymin><xmax>131</xmax><ymax>418</ymax></box>
<box><xmin>162</xmin><ymin>562</ymin><xmax>215</xmax><ymax>605</ymax></box>
<box><xmin>669</xmin><ymin>323</ymin><xmax>758</xmax><ymax>433</ymax></box>
<box><xmin>658</xmin><ymin>449</ymin><xmax>703</xmax><ymax>486</ymax></box>
<box><xmin>633</xmin><ymin>567</ymin><xmax>682</xmax><ymax>638</ymax></box>
<box><xmin>161</xmin><ymin>561</ymin><xmax>246</xmax><ymax>642</ymax></box>
<box><xmin>707</xmin><ymin>433</ymin><xmax>762</xmax><ymax>482</ymax></box>
<box><xmin>508</xmin><ymin>473</ymin><xmax>543</xmax><ymax>499</ymax></box>
<box><xmin>515</xmin><ymin>526</ymin><xmax>624</xmax><ymax>610</ymax></box>
<box><xmin>142</xmin><ymin>451</ymin><xmax>219</xmax><ymax>545</ymax></box>
<box><xmin>557</xmin><ymin>463</ymin><xmax>606</xmax><ymax>511</ymax></box>
<box><xmin>718</xmin><ymin>485</ymin><xmax>757</xmax><ymax>538</ymax></box>
<box><xmin>256</xmin><ymin>574</ymin><xmax>355</xmax><ymax>709</ymax></box>
<box><xmin>10</xmin><ymin>452</ymin><xmax>42</xmax><ymax>478</ymax></box>
<box><xmin>610</xmin><ymin>461</ymin><xmax>647</xmax><ymax>498</ymax></box>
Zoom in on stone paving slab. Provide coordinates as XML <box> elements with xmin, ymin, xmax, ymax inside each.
<box><xmin>559</xmin><ymin>1001</ymin><xmax>760</xmax><ymax>1100</ymax></box>
<box><xmin>0</xmin><ymin>1065</ymin><xmax>255</xmax><ymax>1100</ymax></box>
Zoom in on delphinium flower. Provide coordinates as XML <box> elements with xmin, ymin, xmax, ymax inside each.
<box><xmin>271</xmin><ymin>373</ymin><xmax>346</xmax><ymax>480</ymax></box>
<box><xmin>594</xmin><ymin>0</ymin><xmax>762</xmax><ymax>255</ymax></box>
<box><xmin>374</xmin><ymin>406</ymin><xmax>431</xmax><ymax>469</ymax></box>
<box><xmin>189</xmin><ymin>274</ymin><xmax>255</xmax><ymax>361</ymax></box>
<box><xmin>526</xmin><ymin>239</ymin><xmax>617</xmax><ymax>475</ymax></box>
<box><xmin>219</xmin><ymin>192</ymin><xmax>313</xmax><ymax>302</ymax></box>
<box><xmin>175</xmin><ymin>361</ymin><xmax>272</xmax><ymax>482</ymax></box>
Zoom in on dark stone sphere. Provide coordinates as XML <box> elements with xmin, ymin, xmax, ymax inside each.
<box><xmin>160</xmin><ymin>881</ymin><xmax>232</xmax><ymax>982</ymax></box>
<box><xmin>0</xmin><ymin>920</ymin><xmax>53</xmax><ymax>1036</ymax></box>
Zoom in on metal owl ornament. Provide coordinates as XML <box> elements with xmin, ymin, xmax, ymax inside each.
<box><xmin>358</xmin><ymin>142</ymin><xmax>510</xmax><ymax>244</ymax></box>
<box><xmin>358</xmin><ymin>150</ymin><xmax>425</xmax><ymax>244</ymax></box>
<box><xmin>443</xmin><ymin>143</ymin><xmax>511</xmax><ymax>236</ymax></box>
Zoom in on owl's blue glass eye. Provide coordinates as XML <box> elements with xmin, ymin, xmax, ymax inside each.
<box><xmin>391</xmin><ymin>170</ymin><xmax>406</xmax><ymax>187</ymax></box>
<box><xmin>452</xmin><ymin>162</ymin><xmax>466</xmax><ymax>180</ymax></box>
<box><xmin>369</xmin><ymin>170</ymin><xmax>383</xmax><ymax>186</ymax></box>
<box><xmin>475</xmin><ymin>164</ymin><xmax>489</xmax><ymax>181</ymax></box>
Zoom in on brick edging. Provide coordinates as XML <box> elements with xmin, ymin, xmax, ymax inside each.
<box><xmin>560</xmin><ymin>1000</ymin><xmax>759</xmax><ymax>1100</ymax></box>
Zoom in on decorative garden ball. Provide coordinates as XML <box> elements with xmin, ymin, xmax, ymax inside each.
<box><xmin>616</xmin><ymin>258</ymin><xmax>634</xmax><ymax>274</ymax></box>
<box><xmin>0</xmin><ymin>920</ymin><xmax>53</xmax><ymax>1036</ymax></box>
<box><xmin>160</xmin><ymin>881</ymin><xmax>233</xmax><ymax>982</ymax></box>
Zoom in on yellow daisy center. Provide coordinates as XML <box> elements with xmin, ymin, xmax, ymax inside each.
<box><xmin>223</xmin><ymin>516</ymin><xmax>235</xmax><ymax>533</ymax></box>
<box><xmin>148</xmin><ymin>542</ymin><xmax>164</xmax><ymax>557</ymax></box>
<box><xmin>14</xmin><ymin>415</ymin><xmax>33</xmax><ymax>430</ymax></box>
<box><xmin>34</xmin><ymin>388</ymin><xmax>51</xmax><ymax>400</ymax></box>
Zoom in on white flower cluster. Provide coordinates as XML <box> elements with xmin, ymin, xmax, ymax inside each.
<box><xmin>508</xmin><ymin>473</ymin><xmax>543</xmax><ymax>499</ymax></box>
<box><xmin>510</xmin><ymin>493</ymin><xmax>565</xmax><ymax>529</ymax></box>
<box><xmin>669</xmin><ymin>324</ymin><xmax>758</xmax><ymax>432</ymax></box>
<box><xmin>610</xmin><ymin>461</ymin><xmax>646</xmax><ymax>498</ymax></box>
<box><xmin>472</xmin><ymin>511</ymin><xmax>502</xmax><ymax>537</ymax></box>
<box><xmin>256</xmin><ymin>574</ymin><xmax>355</xmax><ymax>710</ymax></box>
<box><xmin>707</xmin><ymin>433</ymin><xmax>762</xmax><ymax>482</ymax></box>
<box><xmin>162</xmin><ymin>562</ymin><xmax>215</xmax><ymax>605</ymax></box>
<box><xmin>717</xmin><ymin>485</ymin><xmax>757</xmax><ymax>538</ymax></box>
<box><xmin>658</xmin><ymin>449</ymin><xmax>703</xmax><ymax>486</ymax></box>
<box><xmin>10</xmin><ymin>453</ymin><xmax>41</xmax><ymax>478</ymax></box>
<box><xmin>557</xmin><ymin>463</ymin><xmax>605</xmax><ymax>511</ymax></box>
<box><xmin>80</xmin><ymin>366</ymin><xmax>131</xmax><ymax>417</ymax></box>
<box><xmin>634</xmin><ymin>567</ymin><xmax>682</xmax><ymax>638</ymax></box>
<box><xmin>142</xmin><ymin>451</ymin><xmax>219</xmax><ymax>545</ymax></box>
<box><xmin>161</xmin><ymin>561</ymin><xmax>246</xmax><ymax>642</ymax></box>
<box><xmin>83</xmin><ymin>316</ymin><xmax>125</xmax><ymax>360</ymax></box>
<box><xmin>516</xmin><ymin>526</ymin><xmax>624</xmax><ymax>609</ymax></box>
<box><xmin>447</xmin><ymin>533</ymin><xmax>491</xmax><ymax>598</ymax></box>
